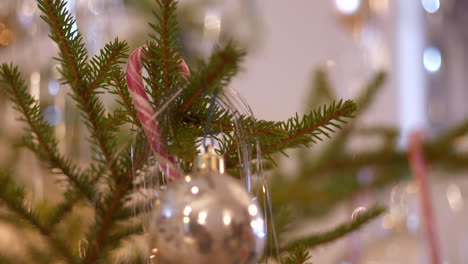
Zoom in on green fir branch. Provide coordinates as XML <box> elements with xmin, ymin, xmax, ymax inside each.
<box><xmin>431</xmin><ymin>118</ymin><xmax>468</xmax><ymax>151</ymax></box>
<box><xmin>105</xmin><ymin>223</ymin><xmax>144</xmax><ymax>250</ymax></box>
<box><xmin>47</xmin><ymin>191</ymin><xmax>81</xmax><ymax>228</ymax></box>
<box><xmin>316</xmin><ymin>151</ymin><xmax>405</xmax><ymax>176</ymax></box>
<box><xmin>355</xmin><ymin>71</ymin><xmax>386</xmax><ymax>111</ymax></box>
<box><xmin>38</xmin><ymin>0</ymin><xmax>121</xmax><ymax>179</ymax></box>
<box><xmin>309</xmin><ymin>71</ymin><xmax>386</xmax><ymax>173</ymax></box>
<box><xmin>109</xmin><ymin>70</ymin><xmax>142</xmax><ymax>130</ymax></box>
<box><xmin>115</xmin><ymin>199</ymin><xmax>154</xmax><ymax>220</ymax></box>
<box><xmin>355</xmin><ymin>126</ymin><xmax>399</xmax><ymax>137</ymax></box>
<box><xmin>0</xmin><ymin>255</ymin><xmax>16</xmax><ymax>264</ymax></box>
<box><xmin>144</xmin><ymin>0</ymin><xmax>184</xmax><ymax>104</ymax></box>
<box><xmin>88</xmin><ymin>38</ymin><xmax>129</xmax><ymax>92</ymax></box>
<box><xmin>262</xmin><ymin>100</ymin><xmax>357</xmax><ymax>155</ymax></box>
<box><xmin>215</xmin><ymin>100</ymin><xmax>357</xmax><ymax>171</ymax></box>
<box><xmin>281</xmin><ymin>244</ymin><xmax>313</xmax><ymax>264</ymax></box>
<box><xmin>83</xmin><ymin>186</ymin><xmax>129</xmax><ymax>263</ymax></box>
<box><xmin>0</xmin><ymin>212</ymin><xmax>34</xmax><ymax>227</ymax></box>
<box><xmin>0</xmin><ymin>64</ymin><xmax>96</xmax><ymax>204</ymax></box>
<box><xmin>83</xmin><ymin>135</ymin><xmax>149</xmax><ymax>264</ymax></box>
<box><xmin>273</xmin><ymin>134</ymin><xmax>468</xmax><ymax>217</ymax></box>
<box><xmin>0</xmin><ymin>170</ymin><xmax>78</xmax><ymax>264</ymax></box>
<box><xmin>280</xmin><ymin>205</ymin><xmax>385</xmax><ymax>252</ymax></box>
<box><xmin>182</xmin><ymin>108</ymin><xmax>282</xmax><ymax>139</ymax></box>
<box><xmin>102</xmin><ymin>110</ymin><xmax>128</xmax><ymax>134</ymax></box>
<box><xmin>179</xmin><ymin>42</ymin><xmax>246</xmax><ymax>112</ymax></box>
<box><xmin>216</xmin><ymin>100</ymin><xmax>357</xmax><ymax>171</ymax></box>
<box><xmin>306</xmin><ymin>67</ymin><xmax>336</xmax><ymax>109</ymax></box>
<box><xmin>37</xmin><ymin>0</ymin><xmax>89</xmax><ymax>88</ymax></box>
<box><xmin>141</xmin><ymin>0</ymin><xmax>200</xmax><ymax>166</ymax></box>
<box><xmin>24</xmin><ymin>243</ymin><xmax>57</xmax><ymax>264</ymax></box>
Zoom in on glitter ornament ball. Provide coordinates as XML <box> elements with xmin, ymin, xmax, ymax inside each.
<box><xmin>148</xmin><ymin>147</ymin><xmax>266</xmax><ymax>264</ymax></box>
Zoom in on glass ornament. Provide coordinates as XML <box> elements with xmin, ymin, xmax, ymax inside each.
<box><xmin>148</xmin><ymin>146</ymin><xmax>266</xmax><ymax>264</ymax></box>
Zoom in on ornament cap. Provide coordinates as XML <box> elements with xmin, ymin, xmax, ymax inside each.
<box><xmin>194</xmin><ymin>145</ymin><xmax>225</xmax><ymax>174</ymax></box>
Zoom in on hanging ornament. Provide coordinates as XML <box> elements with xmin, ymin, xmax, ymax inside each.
<box><xmin>126</xmin><ymin>44</ymin><xmax>274</xmax><ymax>262</ymax></box>
<box><xmin>148</xmin><ymin>146</ymin><xmax>266</xmax><ymax>264</ymax></box>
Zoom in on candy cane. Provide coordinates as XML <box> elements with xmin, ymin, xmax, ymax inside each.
<box><xmin>409</xmin><ymin>131</ymin><xmax>441</xmax><ymax>264</ymax></box>
<box><xmin>126</xmin><ymin>45</ymin><xmax>190</xmax><ymax>182</ymax></box>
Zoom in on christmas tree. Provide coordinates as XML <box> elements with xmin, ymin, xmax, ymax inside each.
<box><xmin>7</xmin><ymin>0</ymin><xmax>461</xmax><ymax>263</ymax></box>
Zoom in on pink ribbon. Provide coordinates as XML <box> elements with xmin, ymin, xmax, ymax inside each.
<box><xmin>126</xmin><ymin>45</ymin><xmax>190</xmax><ymax>182</ymax></box>
<box><xmin>408</xmin><ymin>131</ymin><xmax>441</xmax><ymax>264</ymax></box>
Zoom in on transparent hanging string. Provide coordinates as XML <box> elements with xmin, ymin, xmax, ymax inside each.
<box><xmin>217</xmin><ymin>87</ymin><xmax>281</xmax><ymax>263</ymax></box>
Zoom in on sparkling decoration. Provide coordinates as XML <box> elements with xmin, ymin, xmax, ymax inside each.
<box><xmin>148</xmin><ymin>147</ymin><xmax>266</xmax><ymax>264</ymax></box>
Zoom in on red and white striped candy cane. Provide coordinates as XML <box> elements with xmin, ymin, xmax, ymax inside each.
<box><xmin>409</xmin><ymin>131</ymin><xmax>441</xmax><ymax>264</ymax></box>
<box><xmin>126</xmin><ymin>45</ymin><xmax>190</xmax><ymax>182</ymax></box>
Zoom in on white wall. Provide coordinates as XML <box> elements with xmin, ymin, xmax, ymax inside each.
<box><xmin>232</xmin><ymin>0</ymin><xmax>397</xmax><ymax>128</ymax></box>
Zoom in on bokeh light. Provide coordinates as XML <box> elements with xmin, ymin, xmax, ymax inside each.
<box><xmin>422</xmin><ymin>0</ymin><xmax>440</xmax><ymax>13</ymax></box>
<box><xmin>423</xmin><ymin>46</ymin><xmax>442</xmax><ymax>72</ymax></box>
<box><xmin>335</xmin><ymin>0</ymin><xmax>361</xmax><ymax>15</ymax></box>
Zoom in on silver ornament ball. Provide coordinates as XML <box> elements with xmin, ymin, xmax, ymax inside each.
<box><xmin>148</xmin><ymin>150</ymin><xmax>266</xmax><ymax>264</ymax></box>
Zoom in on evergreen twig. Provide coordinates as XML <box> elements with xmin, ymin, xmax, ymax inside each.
<box><xmin>109</xmin><ymin>71</ymin><xmax>142</xmax><ymax>130</ymax></box>
<box><xmin>262</xmin><ymin>100</ymin><xmax>357</xmax><ymax>155</ymax></box>
<box><xmin>310</xmin><ymin>71</ymin><xmax>386</xmax><ymax>169</ymax></box>
<box><xmin>179</xmin><ymin>42</ymin><xmax>246</xmax><ymax>112</ymax></box>
<box><xmin>217</xmin><ymin>100</ymin><xmax>357</xmax><ymax>170</ymax></box>
<box><xmin>88</xmin><ymin>39</ymin><xmax>129</xmax><ymax>92</ymax></box>
<box><xmin>83</xmin><ymin>135</ymin><xmax>149</xmax><ymax>263</ymax></box>
<box><xmin>0</xmin><ymin>170</ymin><xmax>78</xmax><ymax>264</ymax></box>
<box><xmin>47</xmin><ymin>192</ymin><xmax>81</xmax><ymax>228</ymax></box>
<box><xmin>0</xmin><ymin>255</ymin><xmax>15</xmax><ymax>264</ymax></box>
<box><xmin>0</xmin><ymin>64</ymin><xmax>96</xmax><ymax>204</ymax></box>
<box><xmin>280</xmin><ymin>205</ymin><xmax>385</xmax><ymax>252</ymax></box>
<box><xmin>143</xmin><ymin>0</ymin><xmax>185</xmax><ymax>106</ymax></box>
<box><xmin>281</xmin><ymin>245</ymin><xmax>313</xmax><ymax>264</ymax></box>
<box><xmin>38</xmin><ymin>0</ymin><xmax>121</xmax><ymax>179</ymax></box>
<box><xmin>306</xmin><ymin>67</ymin><xmax>336</xmax><ymax>108</ymax></box>
<box><xmin>431</xmin><ymin>118</ymin><xmax>468</xmax><ymax>151</ymax></box>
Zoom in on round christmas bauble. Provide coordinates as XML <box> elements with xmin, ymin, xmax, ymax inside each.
<box><xmin>148</xmin><ymin>149</ymin><xmax>266</xmax><ymax>264</ymax></box>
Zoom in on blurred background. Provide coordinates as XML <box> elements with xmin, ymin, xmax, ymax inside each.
<box><xmin>2</xmin><ymin>0</ymin><xmax>468</xmax><ymax>263</ymax></box>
